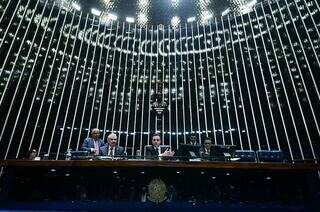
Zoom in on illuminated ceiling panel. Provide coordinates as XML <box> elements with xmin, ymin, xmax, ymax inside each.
<box><xmin>53</xmin><ymin>0</ymin><xmax>260</xmax><ymax>25</ymax></box>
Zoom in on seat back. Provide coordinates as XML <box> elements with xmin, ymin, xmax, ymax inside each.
<box><xmin>256</xmin><ymin>150</ymin><xmax>285</xmax><ymax>162</ymax></box>
<box><xmin>234</xmin><ymin>150</ymin><xmax>256</xmax><ymax>162</ymax></box>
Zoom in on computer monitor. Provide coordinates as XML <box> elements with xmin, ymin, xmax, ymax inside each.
<box><xmin>177</xmin><ymin>143</ymin><xmax>201</xmax><ymax>160</ymax></box>
<box><xmin>211</xmin><ymin>145</ymin><xmax>237</xmax><ymax>160</ymax></box>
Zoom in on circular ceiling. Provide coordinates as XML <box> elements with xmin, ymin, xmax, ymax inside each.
<box><xmin>53</xmin><ymin>0</ymin><xmax>261</xmax><ymax>26</ymax></box>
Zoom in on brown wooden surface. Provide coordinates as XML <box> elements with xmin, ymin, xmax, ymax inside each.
<box><xmin>0</xmin><ymin>159</ymin><xmax>319</xmax><ymax>170</ymax></box>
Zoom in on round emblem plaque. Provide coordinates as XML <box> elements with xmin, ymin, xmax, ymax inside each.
<box><xmin>147</xmin><ymin>178</ymin><xmax>167</xmax><ymax>203</ymax></box>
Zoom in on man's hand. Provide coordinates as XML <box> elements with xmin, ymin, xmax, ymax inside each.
<box><xmin>160</xmin><ymin>149</ymin><xmax>175</xmax><ymax>157</ymax></box>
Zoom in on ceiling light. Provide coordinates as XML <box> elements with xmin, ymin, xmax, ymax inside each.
<box><xmin>126</xmin><ymin>17</ymin><xmax>135</xmax><ymax>23</ymax></box>
<box><xmin>108</xmin><ymin>13</ymin><xmax>118</xmax><ymax>21</ymax></box>
<box><xmin>171</xmin><ymin>16</ymin><xmax>180</xmax><ymax>28</ymax></box>
<box><xmin>222</xmin><ymin>8</ymin><xmax>230</xmax><ymax>16</ymax></box>
<box><xmin>187</xmin><ymin>17</ymin><xmax>196</xmax><ymax>23</ymax></box>
<box><xmin>203</xmin><ymin>11</ymin><xmax>213</xmax><ymax>20</ymax></box>
<box><xmin>137</xmin><ymin>13</ymin><xmax>148</xmax><ymax>25</ymax></box>
<box><xmin>71</xmin><ymin>2</ymin><xmax>81</xmax><ymax>11</ymax></box>
<box><xmin>91</xmin><ymin>8</ymin><xmax>101</xmax><ymax>16</ymax></box>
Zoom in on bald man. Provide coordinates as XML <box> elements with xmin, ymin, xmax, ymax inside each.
<box><xmin>81</xmin><ymin>128</ymin><xmax>105</xmax><ymax>155</ymax></box>
<box><xmin>100</xmin><ymin>133</ymin><xmax>125</xmax><ymax>157</ymax></box>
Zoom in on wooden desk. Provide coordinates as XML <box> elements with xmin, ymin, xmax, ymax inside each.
<box><xmin>0</xmin><ymin>159</ymin><xmax>319</xmax><ymax>170</ymax></box>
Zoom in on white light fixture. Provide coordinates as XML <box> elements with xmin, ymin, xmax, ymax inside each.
<box><xmin>126</xmin><ymin>17</ymin><xmax>135</xmax><ymax>23</ymax></box>
<box><xmin>171</xmin><ymin>16</ymin><xmax>180</xmax><ymax>28</ymax></box>
<box><xmin>187</xmin><ymin>17</ymin><xmax>196</xmax><ymax>23</ymax></box>
<box><xmin>240</xmin><ymin>0</ymin><xmax>257</xmax><ymax>14</ymax></box>
<box><xmin>108</xmin><ymin>13</ymin><xmax>118</xmax><ymax>21</ymax></box>
<box><xmin>221</xmin><ymin>8</ymin><xmax>230</xmax><ymax>16</ymax></box>
<box><xmin>91</xmin><ymin>8</ymin><xmax>101</xmax><ymax>16</ymax></box>
<box><xmin>71</xmin><ymin>2</ymin><xmax>81</xmax><ymax>11</ymax></box>
<box><xmin>137</xmin><ymin>13</ymin><xmax>148</xmax><ymax>25</ymax></box>
<box><xmin>203</xmin><ymin>11</ymin><xmax>213</xmax><ymax>20</ymax></box>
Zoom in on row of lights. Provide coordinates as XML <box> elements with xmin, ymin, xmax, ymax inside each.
<box><xmin>72</xmin><ymin>0</ymin><xmax>257</xmax><ymax>25</ymax></box>
<box><xmin>70</xmin><ymin>2</ymin><xmax>211</xmax><ymax>26</ymax></box>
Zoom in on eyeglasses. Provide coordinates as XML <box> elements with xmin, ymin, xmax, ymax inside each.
<box><xmin>204</xmin><ymin>143</ymin><xmax>211</xmax><ymax>145</ymax></box>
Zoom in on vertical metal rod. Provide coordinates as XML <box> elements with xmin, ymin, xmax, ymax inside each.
<box><xmin>287</xmin><ymin>0</ymin><xmax>320</xmax><ymax>135</ymax></box>
<box><xmin>96</xmin><ymin>22</ymin><xmax>114</xmax><ymax>129</ymax></box>
<box><xmin>139</xmin><ymin>25</ymin><xmax>148</xmax><ymax>152</ymax></box>
<box><xmin>28</xmin><ymin>7</ymin><xmax>68</xmax><ymax>154</ymax></box>
<box><xmin>275</xmin><ymin>0</ymin><xmax>317</xmax><ymax>159</ymax></box>
<box><xmin>69</xmin><ymin>16</ymin><xmax>96</xmax><ymax>150</ymax></box>
<box><xmin>248</xmin><ymin>9</ymin><xmax>281</xmax><ymax>150</ymax></box>
<box><xmin>234</xmin><ymin>14</ymin><xmax>259</xmax><ymax>149</ymax></box>
<box><xmin>131</xmin><ymin>25</ymin><xmax>143</xmax><ymax>155</ymax></box>
<box><xmin>258</xmin><ymin>3</ymin><xmax>293</xmax><ymax>160</ymax></box>
<box><xmin>146</xmin><ymin>25</ymin><xmax>154</xmax><ymax>145</ymax></box>
<box><xmin>2</xmin><ymin>0</ymin><xmax>48</xmax><ymax>157</ymax></box>
<box><xmin>302</xmin><ymin>0</ymin><xmax>320</xmax><ymax>41</ymax></box>
<box><xmin>196</xmin><ymin>22</ymin><xmax>208</xmax><ymax>137</ymax></box>
<box><xmin>266</xmin><ymin>1</ymin><xmax>304</xmax><ymax>159</ymax></box>
<box><xmin>313</xmin><ymin>0</ymin><xmax>320</xmax><ymax>16</ymax></box>
<box><xmin>110</xmin><ymin>22</ymin><xmax>126</xmax><ymax>132</ymax></box>
<box><xmin>227</xmin><ymin>15</ymin><xmax>249</xmax><ymax>150</ymax></box>
<box><xmin>0</xmin><ymin>0</ymin><xmax>22</xmax><ymax>77</ymax></box>
<box><xmin>17</xmin><ymin>5</ymin><xmax>62</xmax><ymax>153</ymax></box>
<box><xmin>0</xmin><ymin>0</ymin><xmax>37</xmax><ymax>129</ymax></box>
<box><xmin>103</xmin><ymin>21</ymin><xmax>120</xmax><ymax>140</ymax></box>
<box><xmin>65</xmin><ymin>14</ymin><xmax>90</xmax><ymax>149</ymax></box>
<box><xmin>167</xmin><ymin>26</ymin><xmax>172</xmax><ymax>147</ymax></box>
<box><xmin>59</xmin><ymin>14</ymin><xmax>90</xmax><ymax>152</ymax></box>
<box><xmin>155</xmin><ymin>25</ymin><xmax>159</xmax><ymax>132</ymax></box>
<box><xmin>76</xmin><ymin>16</ymin><xmax>102</xmax><ymax>146</ymax></box>
<box><xmin>39</xmin><ymin>9</ymin><xmax>77</xmax><ymax>156</ymax></box>
<box><xmin>0</xmin><ymin>0</ymin><xmax>30</xmax><ymax>93</ymax></box>
<box><xmin>118</xmin><ymin>23</ymin><xmax>132</xmax><ymax>147</ymax></box>
<box><xmin>53</xmin><ymin>11</ymin><xmax>83</xmax><ymax>159</ymax></box>
<box><xmin>210</xmin><ymin>19</ymin><xmax>224</xmax><ymax>145</ymax></box>
<box><xmin>124</xmin><ymin>24</ymin><xmax>137</xmax><ymax>153</ymax></box>
<box><xmin>173</xmin><ymin>27</ymin><xmax>179</xmax><ymax>147</ymax></box>
<box><xmin>0</xmin><ymin>0</ymin><xmax>12</xmax><ymax>24</ymax></box>
<box><xmin>216</xmin><ymin>17</ymin><xmax>232</xmax><ymax>145</ymax></box>
<box><xmin>252</xmin><ymin>6</ymin><xmax>288</xmax><ymax>152</ymax></box>
<box><xmin>14</xmin><ymin>2</ymin><xmax>56</xmax><ymax>157</ymax></box>
<box><xmin>179</xmin><ymin>24</ymin><xmax>186</xmax><ymax>143</ymax></box>
<box><xmin>240</xmin><ymin>13</ymin><xmax>269</xmax><ymax>150</ymax></box>
<box><xmin>161</xmin><ymin>25</ymin><xmax>165</xmax><ymax>139</ymax></box>
<box><xmin>87</xmin><ymin>21</ymin><xmax>109</xmax><ymax>137</ymax></box>
<box><xmin>202</xmin><ymin>23</ymin><xmax>217</xmax><ymax>144</ymax></box>
<box><xmin>190</xmin><ymin>22</ymin><xmax>201</xmax><ymax>139</ymax></box>
<box><xmin>223</xmin><ymin>16</ymin><xmax>243</xmax><ymax>148</ymax></box>
<box><xmin>185</xmin><ymin>23</ymin><xmax>193</xmax><ymax>135</ymax></box>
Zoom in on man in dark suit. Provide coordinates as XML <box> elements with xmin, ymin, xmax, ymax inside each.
<box><xmin>188</xmin><ymin>133</ymin><xmax>200</xmax><ymax>145</ymax></box>
<box><xmin>199</xmin><ymin>137</ymin><xmax>214</xmax><ymax>160</ymax></box>
<box><xmin>100</xmin><ymin>133</ymin><xmax>125</xmax><ymax>157</ymax></box>
<box><xmin>145</xmin><ymin>133</ymin><xmax>174</xmax><ymax>159</ymax></box>
<box><xmin>81</xmin><ymin>128</ymin><xmax>105</xmax><ymax>155</ymax></box>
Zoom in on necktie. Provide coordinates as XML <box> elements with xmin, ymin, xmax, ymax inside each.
<box><xmin>109</xmin><ymin>147</ymin><xmax>114</xmax><ymax>156</ymax></box>
<box><xmin>94</xmin><ymin>141</ymin><xmax>99</xmax><ymax>155</ymax></box>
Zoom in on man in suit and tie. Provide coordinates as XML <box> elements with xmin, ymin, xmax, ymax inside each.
<box><xmin>145</xmin><ymin>133</ymin><xmax>174</xmax><ymax>159</ymax></box>
<box><xmin>199</xmin><ymin>137</ymin><xmax>214</xmax><ymax>160</ymax></box>
<box><xmin>81</xmin><ymin>128</ymin><xmax>105</xmax><ymax>155</ymax></box>
<box><xmin>100</xmin><ymin>133</ymin><xmax>125</xmax><ymax>157</ymax></box>
<box><xmin>188</xmin><ymin>133</ymin><xmax>200</xmax><ymax>145</ymax></box>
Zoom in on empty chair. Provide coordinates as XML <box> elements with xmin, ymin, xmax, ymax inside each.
<box><xmin>256</xmin><ymin>150</ymin><xmax>285</xmax><ymax>162</ymax></box>
<box><xmin>234</xmin><ymin>150</ymin><xmax>256</xmax><ymax>162</ymax></box>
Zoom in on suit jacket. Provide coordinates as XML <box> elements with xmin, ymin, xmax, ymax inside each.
<box><xmin>100</xmin><ymin>144</ymin><xmax>125</xmax><ymax>157</ymax></box>
<box><xmin>81</xmin><ymin>138</ymin><xmax>105</xmax><ymax>155</ymax></box>
<box><xmin>145</xmin><ymin>145</ymin><xmax>168</xmax><ymax>158</ymax></box>
<box><xmin>199</xmin><ymin>147</ymin><xmax>215</xmax><ymax>160</ymax></box>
